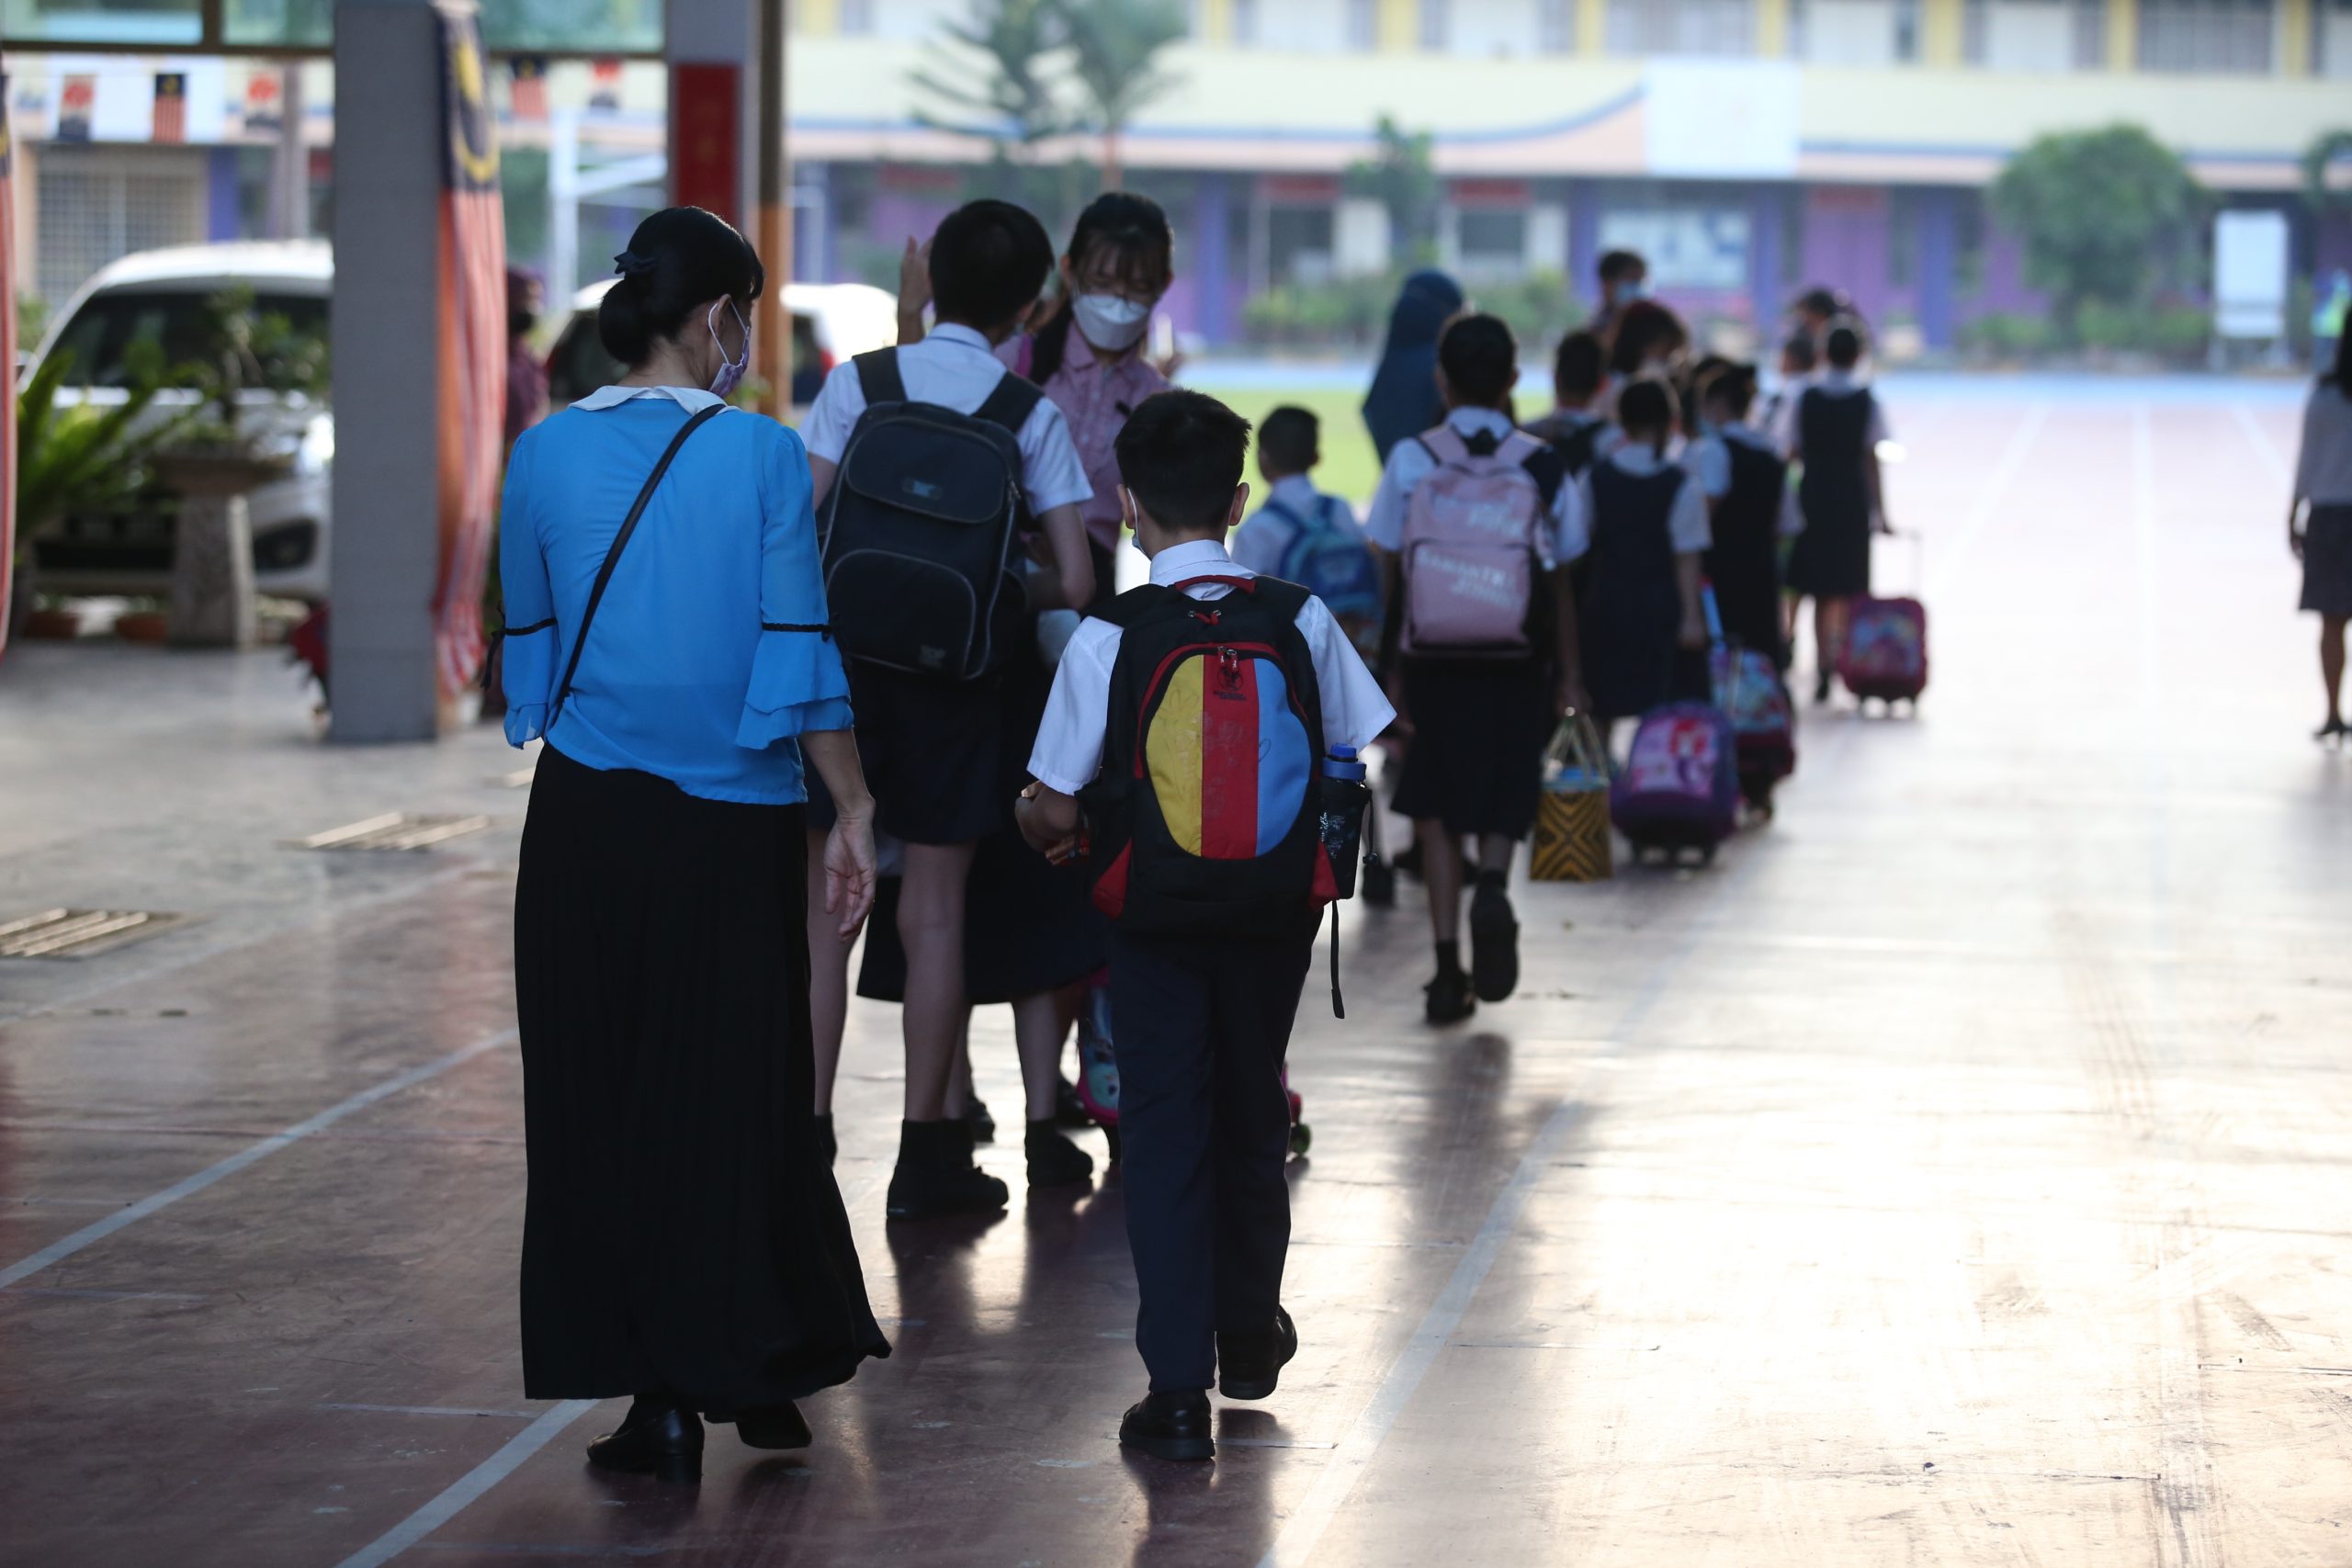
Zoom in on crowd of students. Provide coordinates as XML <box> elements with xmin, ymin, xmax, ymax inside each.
<box><xmin>492</xmin><ymin>199</ymin><xmax>1893</xmax><ymax>1478</ymax></box>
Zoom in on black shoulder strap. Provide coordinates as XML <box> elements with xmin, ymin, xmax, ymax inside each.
<box><xmin>548</xmin><ymin>402</ymin><xmax>725</xmax><ymax>728</ymax></box>
<box><xmin>853</xmin><ymin>347</ymin><xmax>906</xmax><ymax>407</ymax></box>
<box><xmin>973</xmin><ymin>367</ymin><xmax>1046</xmax><ymax>434</ymax></box>
<box><xmin>1092</xmin><ymin>582</ymin><xmax>1182</xmax><ymax>631</ymax></box>
<box><xmin>1249</xmin><ymin>575</ymin><xmax>1312</xmax><ymax>621</ymax></box>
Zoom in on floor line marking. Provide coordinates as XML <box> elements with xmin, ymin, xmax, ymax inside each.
<box><xmin>1932</xmin><ymin>400</ymin><xmax>2049</xmax><ymax>588</ymax></box>
<box><xmin>2227</xmin><ymin>400</ymin><xmax>2292</xmax><ymax>489</ymax></box>
<box><xmin>333</xmin><ymin>1400</ymin><xmax>601</xmax><ymax>1568</ymax></box>
<box><xmin>319</xmin><ymin>1404</ymin><xmax>539</xmax><ymax>1419</ymax></box>
<box><xmin>0</xmin><ymin>1028</ymin><xmax>515</xmax><ymax>1291</ymax></box>
<box><xmin>1254</xmin><ymin>868</ymin><xmax>1743</xmax><ymax>1568</ymax></box>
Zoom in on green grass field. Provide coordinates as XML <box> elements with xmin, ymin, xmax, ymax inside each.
<box><xmin>1179</xmin><ymin>379</ymin><xmax>1548</xmax><ymax>511</ymax></box>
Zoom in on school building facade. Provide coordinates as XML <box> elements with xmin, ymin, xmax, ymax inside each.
<box><xmin>786</xmin><ymin>0</ymin><xmax>2352</xmax><ymax>351</ymax></box>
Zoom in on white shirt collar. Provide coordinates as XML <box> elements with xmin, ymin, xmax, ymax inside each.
<box><xmin>1148</xmin><ymin>537</ymin><xmax>1250</xmax><ymax>586</ymax></box>
<box><xmin>926</xmin><ymin>321</ymin><xmax>1001</xmax><ymax>355</ymax></box>
<box><xmin>1445</xmin><ymin>406</ymin><xmax>1517</xmax><ymax>439</ymax></box>
<box><xmin>572</xmin><ymin>384</ymin><xmax>725</xmax><ymax>412</ymax></box>
<box><xmin>1268</xmin><ymin>474</ymin><xmax>1322</xmax><ymax>513</ymax></box>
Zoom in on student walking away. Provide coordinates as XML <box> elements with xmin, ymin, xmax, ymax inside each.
<box><xmin>1783</xmin><ymin>320</ymin><xmax>1891</xmax><ymax>704</ymax></box>
<box><xmin>1603</xmin><ymin>300</ymin><xmax>1691</xmax><ymax>417</ymax></box>
<box><xmin>1761</xmin><ymin>331</ymin><xmax>1818</xmax><ymax>457</ymax></box>
<box><xmin>1015</xmin><ymin>390</ymin><xmax>1393</xmax><ymax>1462</ymax></box>
<box><xmin>504</xmin><ymin>265</ymin><xmax>548</xmax><ymax>451</ymax></box>
<box><xmin>499</xmin><ymin>206</ymin><xmax>888</xmax><ymax>1484</ymax></box>
<box><xmin>1589</xmin><ymin>248</ymin><xmax>1650</xmax><ymax>346</ymax></box>
<box><xmin>1523</xmin><ymin>330</ymin><xmax>1613</xmax><ymax>479</ymax></box>
<box><xmin>1363</xmin><ymin>268</ymin><xmax>1466</xmax><ymax>466</ymax></box>
<box><xmin>1693</xmin><ymin>363</ymin><xmax>1800</xmax><ymax>669</ymax></box>
<box><xmin>799</xmin><ymin>198</ymin><xmax>1097</xmax><ymax>1218</ymax></box>
<box><xmin>1367</xmin><ymin>314</ymin><xmax>1589</xmax><ymax>1026</ymax></box>
<box><xmin>1230</xmin><ymin>405</ymin><xmax>1383</xmax><ymax>660</ymax></box>
<box><xmin>1575</xmin><ymin>378</ymin><xmax>1713</xmax><ymax>738</ymax></box>
<box><xmin>2290</xmin><ymin>325</ymin><xmax>2352</xmax><ymax>742</ymax></box>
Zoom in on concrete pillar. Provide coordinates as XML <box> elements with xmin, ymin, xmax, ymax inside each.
<box><xmin>1377</xmin><ymin>0</ymin><xmax>1418</xmax><ymax>51</ymax></box>
<box><xmin>328</xmin><ymin>0</ymin><xmax>447</xmax><ymax>743</ymax></box>
<box><xmin>2280</xmin><ymin>0</ymin><xmax>2312</xmax><ymax>74</ymax></box>
<box><xmin>1917</xmin><ymin>187</ymin><xmax>1958</xmax><ymax>349</ymax></box>
<box><xmin>1567</xmin><ymin>179</ymin><xmax>1600</xmax><ymax>305</ymax></box>
<box><xmin>666</xmin><ymin>0</ymin><xmax>760</xmax><ymax>229</ymax></box>
<box><xmin>1750</xmin><ymin>184</ymin><xmax>1785</xmax><ymax>333</ymax></box>
<box><xmin>1193</xmin><ymin>172</ymin><xmax>1232</xmax><ymax>344</ymax></box>
<box><xmin>1577</xmin><ymin>0</ymin><xmax>1607</xmax><ymax>55</ymax></box>
<box><xmin>1757</xmin><ymin>0</ymin><xmax>1791</xmax><ymax>57</ymax></box>
<box><xmin>1920</xmin><ymin>0</ymin><xmax>1965</xmax><ymax>64</ymax></box>
<box><xmin>1197</xmin><ymin>0</ymin><xmax>1235</xmax><ymax>44</ymax></box>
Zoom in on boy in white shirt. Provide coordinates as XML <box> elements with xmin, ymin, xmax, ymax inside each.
<box><xmin>1018</xmin><ymin>390</ymin><xmax>1391</xmax><ymax>1463</ymax></box>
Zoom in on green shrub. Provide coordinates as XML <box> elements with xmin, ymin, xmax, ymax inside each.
<box><xmin>1959</xmin><ymin>310</ymin><xmax>2053</xmax><ymax>357</ymax></box>
<box><xmin>1241</xmin><ymin>268</ymin><xmax>1586</xmax><ymax>354</ymax></box>
<box><xmin>2144</xmin><ymin>304</ymin><xmax>2211</xmax><ymax>361</ymax></box>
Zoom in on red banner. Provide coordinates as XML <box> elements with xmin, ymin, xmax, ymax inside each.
<box><xmin>0</xmin><ymin>76</ymin><xmax>16</xmax><ymax>660</ymax></box>
<box><xmin>669</xmin><ymin>62</ymin><xmax>741</xmax><ymax>223</ymax></box>
<box><xmin>435</xmin><ymin>2</ymin><xmax>508</xmax><ymax>705</ymax></box>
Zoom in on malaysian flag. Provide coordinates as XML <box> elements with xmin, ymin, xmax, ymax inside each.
<box><xmin>152</xmin><ymin>73</ymin><xmax>187</xmax><ymax>144</ymax></box>
<box><xmin>0</xmin><ymin>76</ymin><xmax>16</xmax><ymax>662</ymax></box>
<box><xmin>433</xmin><ymin>2</ymin><xmax>509</xmax><ymax>705</ymax></box>
<box><xmin>508</xmin><ymin>56</ymin><xmax>548</xmax><ymax>123</ymax></box>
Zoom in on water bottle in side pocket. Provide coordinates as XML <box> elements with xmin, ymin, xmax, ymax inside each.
<box><xmin>1318</xmin><ymin>746</ymin><xmax>1371</xmax><ymax>899</ymax></box>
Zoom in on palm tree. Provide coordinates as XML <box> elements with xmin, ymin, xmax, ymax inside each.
<box><xmin>1052</xmin><ymin>0</ymin><xmax>1187</xmax><ymax>190</ymax></box>
<box><xmin>910</xmin><ymin>0</ymin><xmax>1072</xmax><ymax>161</ymax></box>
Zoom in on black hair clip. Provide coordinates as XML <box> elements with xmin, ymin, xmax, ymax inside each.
<box><xmin>612</xmin><ymin>250</ymin><xmax>656</xmax><ymax>278</ymax></box>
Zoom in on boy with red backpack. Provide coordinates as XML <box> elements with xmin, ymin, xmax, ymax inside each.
<box><xmin>1365</xmin><ymin>313</ymin><xmax>1588</xmax><ymax>1025</ymax></box>
<box><xmin>1016</xmin><ymin>390</ymin><xmax>1391</xmax><ymax>1462</ymax></box>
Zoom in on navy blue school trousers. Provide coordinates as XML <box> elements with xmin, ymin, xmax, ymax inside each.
<box><xmin>1109</xmin><ymin>919</ymin><xmax>1317</xmax><ymax>1393</ymax></box>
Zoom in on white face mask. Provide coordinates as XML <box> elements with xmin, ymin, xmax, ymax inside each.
<box><xmin>1071</xmin><ymin>292</ymin><xmax>1152</xmax><ymax>353</ymax></box>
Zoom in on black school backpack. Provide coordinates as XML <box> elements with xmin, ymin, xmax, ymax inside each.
<box><xmin>818</xmin><ymin>348</ymin><xmax>1042</xmax><ymax>682</ymax></box>
<box><xmin>1080</xmin><ymin>574</ymin><xmax>1338</xmax><ymax>940</ymax></box>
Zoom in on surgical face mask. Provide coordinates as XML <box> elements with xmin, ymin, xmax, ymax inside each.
<box><xmin>1071</xmin><ymin>291</ymin><xmax>1152</xmax><ymax>353</ymax></box>
<box><xmin>1608</xmin><ymin>279</ymin><xmax>1649</xmax><ymax>307</ymax></box>
<box><xmin>707</xmin><ymin>299</ymin><xmax>749</xmax><ymax>399</ymax></box>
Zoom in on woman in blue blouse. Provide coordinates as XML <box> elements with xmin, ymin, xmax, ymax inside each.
<box><xmin>500</xmin><ymin>207</ymin><xmax>888</xmax><ymax>1484</ymax></box>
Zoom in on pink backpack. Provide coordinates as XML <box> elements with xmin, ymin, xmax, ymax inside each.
<box><xmin>1398</xmin><ymin>425</ymin><xmax>1547</xmax><ymax>658</ymax></box>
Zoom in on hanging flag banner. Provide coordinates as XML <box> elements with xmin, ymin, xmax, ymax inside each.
<box><xmin>152</xmin><ymin>73</ymin><xmax>187</xmax><ymax>144</ymax></box>
<box><xmin>0</xmin><ymin>75</ymin><xmax>17</xmax><ymax>660</ymax></box>
<box><xmin>57</xmin><ymin>74</ymin><xmax>95</xmax><ymax>141</ymax></box>
<box><xmin>434</xmin><ymin>0</ymin><xmax>509</xmax><ymax>705</ymax></box>
<box><xmin>588</xmin><ymin>57</ymin><xmax>623</xmax><ymax>112</ymax></box>
<box><xmin>670</xmin><ymin>62</ymin><xmax>741</xmax><ymax>224</ymax></box>
<box><xmin>508</xmin><ymin>55</ymin><xmax>548</xmax><ymax>122</ymax></box>
<box><xmin>241</xmin><ymin>68</ymin><xmax>281</xmax><ymax>134</ymax></box>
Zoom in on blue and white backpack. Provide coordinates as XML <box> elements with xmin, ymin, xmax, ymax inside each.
<box><xmin>1264</xmin><ymin>494</ymin><xmax>1384</xmax><ymax>662</ymax></box>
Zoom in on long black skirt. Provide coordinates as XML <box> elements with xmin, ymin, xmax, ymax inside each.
<box><xmin>515</xmin><ymin>746</ymin><xmax>889</xmax><ymax>1408</ymax></box>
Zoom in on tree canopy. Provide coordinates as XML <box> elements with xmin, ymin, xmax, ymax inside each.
<box><xmin>1990</xmin><ymin>124</ymin><xmax>2205</xmax><ymax>329</ymax></box>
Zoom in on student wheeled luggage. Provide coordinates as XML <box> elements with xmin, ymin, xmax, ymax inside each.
<box><xmin>1610</xmin><ymin>702</ymin><xmax>1740</xmax><ymax>864</ymax></box>
<box><xmin>1839</xmin><ymin>531</ymin><xmax>1928</xmax><ymax>709</ymax></box>
<box><xmin>1703</xmin><ymin>586</ymin><xmax>1796</xmax><ymax>814</ymax></box>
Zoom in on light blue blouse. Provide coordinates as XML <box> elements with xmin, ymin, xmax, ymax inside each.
<box><xmin>499</xmin><ymin>386</ymin><xmax>851</xmax><ymax>806</ymax></box>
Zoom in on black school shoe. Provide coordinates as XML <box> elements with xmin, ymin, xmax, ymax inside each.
<box><xmin>1218</xmin><ymin>1306</ymin><xmax>1297</xmax><ymax>1401</ymax></box>
<box><xmin>965</xmin><ymin>1094</ymin><xmax>997</xmax><ymax>1145</ymax></box>
<box><xmin>1424</xmin><ymin>967</ymin><xmax>1476</xmax><ymax>1026</ymax></box>
<box><xmin>1119</xmin><ymin>1390</ymin><xmax>1215</xmax><ymax>1461</ymax></box>
<box><xmin>586</xmin><ymin>1397</ymin><xmax>703</xmax><ymax>1484</ymax></box>
<box><xmin>1055</xmin><ymin>1074</ymin><xmax>1095</xmax><ymax>1129</ymax></box>
<box><xmin>719</xmin><ymin>1403</ymin><xmax>813</xmax><ymax>1450</ymax></box>
<box><xmin>886</xmin><ymin>1119</ymin><xmax>1010</xmax><ymax>1219</ymax></box>
<box><xmin>1468</xmin><ymin>881</ymin><xmax>1521</xmax><ymax>1004</ymax></box>
<box><xmin>1025</xmin><ymin>1120</ymin><xmax>1095</xmax><ymax>1187</ymax></box>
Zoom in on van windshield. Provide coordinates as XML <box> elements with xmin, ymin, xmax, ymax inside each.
<box><xmin>45</xmin><ymin>289</ymin><xmax>330</xmax><ymax>391</ymax></box>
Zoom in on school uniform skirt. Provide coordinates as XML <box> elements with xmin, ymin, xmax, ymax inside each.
<box><xmin>1392</xmin><ymin>657</ymin><xmax>1553</xmax><ymax>839</ymax></box>
<box><xmin>514</xmin><ymin>746</ymin><xmax>889</xmax><ymax>1409</ymax></box>
<box><xmin>2301</xmin><ymin>503</ymin><xmax>2352</xmax><ymax>616</ymax></box>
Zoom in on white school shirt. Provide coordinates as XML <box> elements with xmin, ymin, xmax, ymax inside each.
<box><xmin>1026</xmin><ymin>538</ymin><xmax>1396</xmax><ymax>797</ymax></box>
<box><xmin>2293</xmin><ymin>379</ymin><xmax>2352</xmax><ymax>505</ymax></box>
<box><xmin>1781</xmin><ymin>367</ymin><xmax>1890</xmax><ymax>458</ymax></box>
<box><xmin>1684</xmin><ymin>427</ymin><xmax>1731</xmax><ymax>502</ymax></box>
<box><xmin>1363</xmin><ymin>406</ymin><xmax>1585</xmax><ymax>569</ymax></box>
<box><xmin>1229</xmin><ymin>474</ymin><xmax>1364</xmax><ymax>577</ymax></box>
<box><xmin>797</xmin><ymin>321</ymin><xmax>1094</xmax><ymax>516</ymax></box>
<box><xmin>1570</xmin><ymin>442</ymin><xmax>1715</xmax><ymax>558</ymax></box>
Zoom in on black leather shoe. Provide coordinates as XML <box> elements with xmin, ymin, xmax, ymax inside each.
<box><xmin>1424</xmin><ymin>968</ymin><xmax>1476</xmax><ymax>1026</ymax></box>
<box><xmin>586</xmin><ymin>1397</ymin><xmax>703</xmax><ymax>1483</ymax></box>
<box><xmin>731</xmin><ymin>1402</ymin><xmax>813</xmax><ymax>1450</ymax></box>
<box><xmin>1468</xmin><ymin>882</ymin><xmax>1520</xmax><ymax>1003</ymax></box>
<box><xmin>965</xmin><ymin>1094</ymin><xmax>997</xmax><ymax>1145</ymax></box>
<box><xmin>887</xmin><ymin>1120</ymin><xmax>1010</xmax><ymax>1219</ymax></box>
<box><xmin>1026</xmin><ymin>1121</ymin><xmax>1095</xmax><ymax>1187</ymax></box>
<box><xmin>1119</xmin><ymin>1390</ymin><xmax>1214</xmax><ymax>1461</ymax></box>
<box><xmin>1217</xmin><ymin>1306</ymin><xmax>1297</xmax><ymax>1401</ymax></box>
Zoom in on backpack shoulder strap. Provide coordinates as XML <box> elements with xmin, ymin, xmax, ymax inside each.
<box><xmin>1419</xmin><ymin>424</ymin><xmax>1466</xmax><ymax>466</ymax></box>
<box><xmin>1258</xmin><ymin>496</ymin><xmax>1309</xmax><ymax>534</ymax></box>
<box><xmin>853</xmin><ymin>347</ymin><xmax>907</xmax><ymax>407</ymax></box>
<box><xmin>1249</xmin><ymin>574</ymin><xmax>1313</xmax><ymax>623</ymax></box>
<box><xmin>549</xmin><ymin>402</ymin><xmax>726</xmax><ymax>727</ymax></box>
<box><xmin>1092</xmin><ymin>582</ymin><xmax>1182</xmax><ymax>632</ymax></box>
<box><xmin>972</xmin><ymin>367</ymin><xmax>1046</xmax><ymax>435</ymax></box>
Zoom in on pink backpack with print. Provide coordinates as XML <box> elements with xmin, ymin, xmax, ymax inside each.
<box><xmin>1397</xmin><ymin>424</ymin><xmax>1547</xmax><ymax>658</ymax></box>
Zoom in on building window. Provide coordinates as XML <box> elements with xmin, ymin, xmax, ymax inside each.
<box><xmin>1794</xmin><ymin>0</ymin><xmax>1902</xmax><ymax>63</ymax></box>
<box><xmin>35</xmin><ymin>148</ymin><xmax>208</xmax><ymax>306</ymax></box>
<box><xmin>1598</xmin><ymin>204</ymin><xmax>1751</xmax><ymax>292</ymax></box>
<box><xmin>1347</xmin><ymin>0</ymin><xmax>1381</xmax><ymax>48</ymax></box>
<box><xmin>840</xmin><ymin>0</ymin><xmax>874</xmax><ymax>35</ymax></box>
<box><xmin>1605</xmin><ymin>0</ymin><xmax>1755</xmax><ymax>56</ymax></box>
<box><xmin>1269</xmin><ymin>205</ymin><xmax>1339</xmax><ymax>286</ymax></box>
<box><xmin>2137</xmin><ymin>0</ymin><xmax>2274</xmax><ymax>72</ymax></box>
<box><xmin>1454</xmin><ymin>209</ymin><xmax>1530</xmax><ymax>280</ymax></box>
<box><xmin>2323</xmin><ymin>0</ymin><xmax>2352</xmax><ymax>75</ymax></box>
<box><xmin>1962</xmin><ymin>0</ymin><xmax>2106</xmax><ymax>69</ymax></box>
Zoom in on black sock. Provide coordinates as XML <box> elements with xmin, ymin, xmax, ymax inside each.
<box><xmin>1475</xmin><ymin>867</ymin><xmax>1508</xmax><ymax>896</ymax></box>
<box><xmin>1435</xmin><ymin>940</ymin><xmax>1463</xmax><ymax>976</ymax></box>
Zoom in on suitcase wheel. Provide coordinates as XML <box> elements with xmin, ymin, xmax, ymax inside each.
<box><xmin>1289</xmin><ymin>1122</ymin><xmax>1312</xmax><ymax>1157</ymax></box>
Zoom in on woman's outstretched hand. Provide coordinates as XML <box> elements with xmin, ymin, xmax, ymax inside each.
<box><xmin>823</xmin><ymin>811</ymin><xmax>878</xmax><ymax>942</ymax></box>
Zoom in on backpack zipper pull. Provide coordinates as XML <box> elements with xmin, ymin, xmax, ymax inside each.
<box><xmin>1217</xmin><ymin>646</ymin><xmax>1242</xmax><ymax>692</ymax></box>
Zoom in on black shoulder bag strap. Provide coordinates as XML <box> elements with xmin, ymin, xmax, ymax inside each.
<box><xmin>547</xmin><ymin>402</ymin><xmax>725</xmax><ymax>728</ymax></box>
<box><xmin>972</xmin><ymin>367</ymin><xmax>1046</xmax><ymax>434</ymax></box>
<box><xmin>853</xmin><ymin>347</ymin><xmax>907</xmax><ymax>406</ymax></box>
